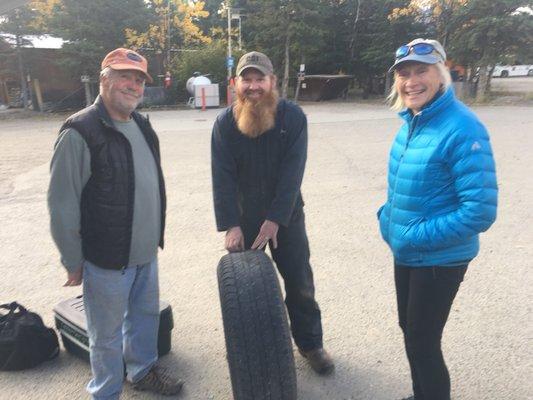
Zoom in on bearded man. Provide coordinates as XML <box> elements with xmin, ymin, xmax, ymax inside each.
<box><xmin>211</xmin><ymin>51</ymin><xmax>334</xmax><ymax>375</ymax></box>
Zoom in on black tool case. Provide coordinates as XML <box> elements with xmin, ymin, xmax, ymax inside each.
<box><xmin>53</xmin><ymin>295</ymin><xmax>173</xmax><ymax>362</ymax></box>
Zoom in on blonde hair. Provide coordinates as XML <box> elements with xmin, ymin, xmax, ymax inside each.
<box><xmin>387</xmin><ymin>62</ymin><xmax>452</xmax><ymax>111</ymax></box>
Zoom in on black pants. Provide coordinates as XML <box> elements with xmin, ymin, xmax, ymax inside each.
<box><xmin>395</xmin><ymin>263</ymin><xmax>468</xmax><ymax>400</ymax></box>
<box><xmin>241</xmin><ymin>209</ymin><xmax>323</xmax><ymax>351</ymax></box>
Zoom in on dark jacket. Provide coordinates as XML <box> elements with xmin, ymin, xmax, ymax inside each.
<box><xmin>211</xmin><ymin>99</ymin><xmax>307</xmax><ymax>231</ymax></box>
<box><xmin>59</xmin><ymin>96</ymin><xmax>166</xmax><ymax>269</ymax></box>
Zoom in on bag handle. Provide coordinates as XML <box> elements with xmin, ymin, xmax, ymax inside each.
<box><xmin>0</xmin><ymin>302</ymin><xmax>27</xmax><ymax>317</ymax></box>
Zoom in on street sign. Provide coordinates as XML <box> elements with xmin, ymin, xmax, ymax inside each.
<box><xmin>227</xmin><ymin>57</ymin><xmax>235</xmax><ymax>68</ymax></box>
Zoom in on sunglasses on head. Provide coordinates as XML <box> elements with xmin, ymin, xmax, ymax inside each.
<box><xmin>395</xmin><ymin>43</ymin><xmax>436</xmax><ymax>60</ymax></box>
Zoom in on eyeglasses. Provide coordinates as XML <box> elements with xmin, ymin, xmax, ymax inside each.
<box><xmin>395</xmin><ymin>43</ymin><xmax>436</xmax><ymax>60</ymax></box>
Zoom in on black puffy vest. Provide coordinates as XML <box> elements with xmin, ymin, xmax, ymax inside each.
<box><xmin>59</xmin><ymin>96</ymin><xmax>166</xmax><ymax>269</ymax></box>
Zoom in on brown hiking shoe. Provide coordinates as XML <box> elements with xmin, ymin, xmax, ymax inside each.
<box><xmin>133</xmin><ymin>365</ymin><xmax>184</xmax><ymax>396</ymax></box>
<box><xmin>298</xmin><ymin>347</ymin><xmax>335</xmax><ymax>375</ymax></box>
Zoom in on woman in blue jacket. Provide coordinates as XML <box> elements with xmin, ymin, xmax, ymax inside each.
<box><xmin>378</xmin><ymin>38</ymin><xmax>498</xmax><ymax>400</ymax></box>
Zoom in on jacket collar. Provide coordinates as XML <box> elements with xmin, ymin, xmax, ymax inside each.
<box><xmin>94</xmin><ymin>95</ymin><xmax>117</xmax><ymax>129</ymax></box>
<box><xmin>399</xmin><ymin>86</ymin><xmax>455</xmax><ymax>123</ymax></box>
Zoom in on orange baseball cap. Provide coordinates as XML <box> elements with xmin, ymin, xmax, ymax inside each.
<box><xmin>101</xmin><ymin>48</ymin><xmax>153</xmax><ymax>83</ymax></box>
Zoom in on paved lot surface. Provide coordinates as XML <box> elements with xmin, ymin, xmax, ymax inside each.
<box><xmin>0</xmin><ymin>102</ymin><xmax>531</xmax><ymax>400</ymax></box>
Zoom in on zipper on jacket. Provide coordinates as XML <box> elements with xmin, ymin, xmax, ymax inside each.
<box><xmin>403</xmin><ymin>112</ymin><xmax>420</xmax><ymax>158</ymax></box>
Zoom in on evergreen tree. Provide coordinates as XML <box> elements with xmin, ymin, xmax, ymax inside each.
<box><xmin>46</xmin><ymin>0</ymin><xmax>154</xmax><ymax>78</ymax></box>
<box><xmin>446</xmin><ymin>0</ymin><xmax>533</xmax><ymax>100</ymax></box>
<box><xmin>238</xmin><ymin>0</ymin><xmax>327</xmax><ymax>97</ymax></box>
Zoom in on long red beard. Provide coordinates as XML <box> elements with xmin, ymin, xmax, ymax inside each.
<box><xmin>233</xmin><ymin>88</ymin><xmax>279</xmax><ymax>138</ymax></box>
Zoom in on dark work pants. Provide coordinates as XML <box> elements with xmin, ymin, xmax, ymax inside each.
<box><xmin>242</xmin><ymin>209</ymin><xmax>323</xmax><ymax>351</ymax></box>
<box><xmin>395</xmin><ymin>263</ymin><xmax>468</xmax><ymax>400</ymax></box>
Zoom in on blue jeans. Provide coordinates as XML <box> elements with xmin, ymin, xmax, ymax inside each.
<box><xmin>83</xmin><ymin>258</ymin><xmax>160</xmax><ymax>400</ymax></box>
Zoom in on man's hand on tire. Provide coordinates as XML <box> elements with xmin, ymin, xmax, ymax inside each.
<box><xmin>226</xmin><ymin>226</ymin><xmax>245</xmax><ymax>252</ymax></box>
<box><xmin>252</xmin><ymin>220</ymin><xmax>279</xmax><ymax>250</ymax></box>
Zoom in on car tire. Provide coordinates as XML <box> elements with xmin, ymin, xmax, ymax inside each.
<box><xmin>528</xmin><ymin>70</ymin><xmax>533</xmax><ymax>77</ymax></box>
<box><xmin>501</xmin><ymin>70</ymin><xmax>509</xmax><ymax>78</ymax></box>
<box><xmin>217</xmin><ymin>250</ymin><xmax>297</xmax><ymax>400</ymax></box>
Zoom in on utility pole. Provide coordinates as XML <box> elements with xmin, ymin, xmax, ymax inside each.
<box><xmin>224</xmin><ymin>0</ymin><xmax>235</xmax><ymax>105</ymax></box>
<box><xmin>14</xmin><ymin>10</ymin><xmax>28</xmax><ymax>110</ymax></box>
<box><xmin>238</xmin><ymin>14</ymin><xmax>242</xmax><ymax>50</ymax></box>
<box><xmin>226</xmin><ymin>0</ymin><xmax>232</xmax><ymax>83</ymax></box>
<box><xmin>81</xmin><ymin>75</ymin><xmax>92</xmax><ymax>107</ymax></box>
<box><xmin>231</xmin><ymin>9</ymin><xmax>243</xmax><ymax>50</ymax></box>
<box><xmin>166</xmin><ymin>0</ymin><xmax>172</xmax><ymax>71</ymax></box>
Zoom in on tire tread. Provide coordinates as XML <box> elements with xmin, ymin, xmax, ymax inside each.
<box><xmin>217</xmin><ymin>250</ymin><xmax>297</xmax><ymax>400</ymax></box>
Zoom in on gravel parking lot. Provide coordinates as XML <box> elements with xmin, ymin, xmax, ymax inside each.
<box><xmin>0</xmin><ymin>101</ymin><xmax>531</xmax><ymax>400</ymax></box>
<box><xmin>490</xmin><ymin>76</ymin><xmax>533</xmax><ymax>93</ymax></box>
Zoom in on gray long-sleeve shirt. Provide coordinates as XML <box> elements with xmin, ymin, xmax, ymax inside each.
<box><xmin>48</xmin><ymin>119</ymin><xmax>161</xmax><ymax>272</ymax></box>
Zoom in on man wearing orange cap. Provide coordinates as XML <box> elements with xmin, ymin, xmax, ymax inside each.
<box><xmin>48</xmin><ymin>48</ymin><xmax>182</xmax><ymax>398</ymax></box>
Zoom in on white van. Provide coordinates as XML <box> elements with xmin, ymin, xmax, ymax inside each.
<box><xmin>492</xmin><ymin>65</ymin><xmax>533</xmax><ymax>78</ymax></box>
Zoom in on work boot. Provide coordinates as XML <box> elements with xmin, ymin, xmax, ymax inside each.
<box><xmin>298</xmin><ymin>347</ymin><xmax>335</xmax><ymax>375</ymax></box>
<box><xmin>133</xmin><ymin>364</ymin><xmax>184</xmax><ymax>396</ymax></box>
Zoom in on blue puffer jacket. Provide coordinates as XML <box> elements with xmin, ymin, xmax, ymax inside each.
<box><xmin>378</xmin><ymin>87</ymin><xmax>498</xmax><ymax>267</ymax></box>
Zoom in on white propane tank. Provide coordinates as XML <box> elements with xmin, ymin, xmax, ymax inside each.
<box><xmin>186</xmin><ymin>75</ymin><xmax>211</xmax><ymax>95</ymax></box>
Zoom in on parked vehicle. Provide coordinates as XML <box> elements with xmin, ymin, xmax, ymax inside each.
<box><xmin>492</xmin><ymin>64</ymin><xmax>533</xmax><ymax>78</ymax></box>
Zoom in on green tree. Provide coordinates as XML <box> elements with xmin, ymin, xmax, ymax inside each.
<box><xmin>172</xmin><ymin>40</ymin><xmax>244</xmax><ymax>99</ymax></box>
<box><xmin>351</xmin><ymin>0</ymin><xmax>426</xmax><ymax>96</ymax></box>
<box><xmin>447</xmin><ymin>0</ymin><xmax>533</xmax><ymax>100</ymax></box>
<box><xmin>303</xmin><ymin>0</ymin><xmax>353</xmax><ymax>74</ymax></box>
<box><xmin>236</xmin><ymin>0</ymin><xmax>423</xmax><ymax>97</ymax></box>
<box><xmin>237</xmin><ymin>0</ymin><xmax>328</xmax><ymax>98</ymax></box>
<box><xmin>0</xmin><ymin>4</ymin><xmax>46</xmax><ymax>108</ymax></box>
<box><xmin>45</xmin><ymin>0</ymin><xmax>154</xmax><ymax>79</ymax></box>
<box><xmin>197</xmin><ymin>0</ymin><xmax>226</xmax><ymax>36</ymax></box>
<box><xmin>390</xmin><ymin>0</ymin><xmax>468</xmax><ymax>46</ymax></box>
<box><xmin>125</xmin><ymin>0</ymin><xmax>211</xmax><ymax>71</ymax></box>
<box><xmin>389</xmin><ymin>0</ymin><xmax>533</xmax><ymax>100</ymax></box>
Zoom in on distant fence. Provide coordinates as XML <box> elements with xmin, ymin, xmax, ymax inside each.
<box><xmin>143</xmin><ymin>87</ymin><xmax>167</xmax><ymax>106</ymax></box>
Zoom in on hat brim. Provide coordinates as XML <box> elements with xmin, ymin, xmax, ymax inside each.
<box><xmin>237</xmin><ymin>64</ymin><xmax>271</xmax><ymax>76</ymax></box>
<box><xmin>108</xmin><ymin>63</ymin><xmax>153</xmax><ymax>84</ymax></box>
<box><xmin>388</xmin><ymin>54</ymin><xmax>441</xmax><ymax>73</ymax></box>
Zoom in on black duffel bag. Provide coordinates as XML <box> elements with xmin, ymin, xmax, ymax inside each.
<box><xmin>0</xmin><ymin>302</ymin><xmax>59</xmax><ymax>371</ymax></box>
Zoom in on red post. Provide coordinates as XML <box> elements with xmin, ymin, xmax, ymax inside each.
<box><xmin>226</xmin><ymin>85</ymin><xmax>232</xmax><ymax>106</ymax></box>
<box><xmin>201</xmin><ymin>87</ymin><xmax>206</xmax><ymax>111</ymax></box>
<box><xmin>226</xmin><ymin>77</ymin><xmax>235</xmax><ymax>105</ymax></box>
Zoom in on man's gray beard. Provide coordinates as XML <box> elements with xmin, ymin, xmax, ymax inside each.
<box><xmin>123</xmin><ymin>92</ymin><xmax>143</xmax><ymax>113</ymax></box>
<box><xmin>233</xmin><ymin>88</ymin><xmax>279</xmax><ymax>138</ymax></box>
